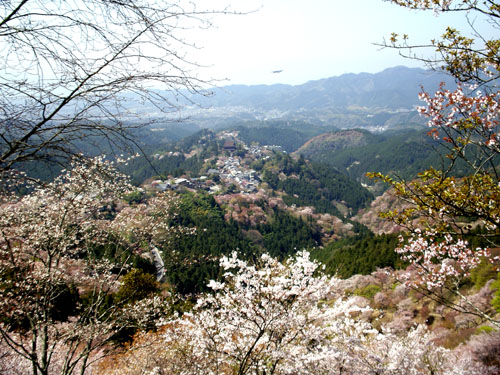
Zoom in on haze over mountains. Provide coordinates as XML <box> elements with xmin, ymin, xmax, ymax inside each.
<box><xmin>127</xmin><ymin>66</ymin><xmax>457</xmax><ymax>159</ymax></box>
<box><xmin>118</xmin><ymin>66</ymin><xmax>458</xmax><ymax>190</ymax></box>
<box><xmin>142</xmin><ymin>66</ymin><xmax>455</xmax><ymax>130</ymax></box>
<box><xmin>203</xmin><ymin>66</ymin><xmax>454</xmax><ymax>111</ymax></box>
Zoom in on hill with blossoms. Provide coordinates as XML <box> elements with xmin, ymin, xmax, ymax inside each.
<box><xmin>2</xmin><ymin>0</ymin><xmax>500</xmax><ymax>373</ymax></box>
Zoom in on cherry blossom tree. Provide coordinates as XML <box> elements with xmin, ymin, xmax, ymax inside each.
<box><xmin>111</xmin><ymin>191</ymin><xmax>195</xmax><ymax>250</ymax></box>
<box><xmin>99</xmin><ymin>251</ymin><xmax>476</xmax><ymax>375</ymax></box>
<box><xmin>371</xmin><ymin>0</ymin><xmax>500</xmax><ymax>326</ymax></box>
<box><xmin>0</xmin><ymin>157</ymin><xmax>173</xmax><ymax>375</ymax></box>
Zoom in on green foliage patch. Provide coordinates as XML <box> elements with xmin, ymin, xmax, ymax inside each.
<box><xmin>162</xmin><ymin>193</ymin><xmax>258</xmax><ymax>295</ymax></box>
<box><xmin>262</xmin><ymin>153</ymin><xmax>373</xmax><ymax>214</ymax></box>
<box><xmin>257</xmin><ymin>208</ymin><xmax>321</xmax><ymax>259</ymax></box>
<box><xmin>491</xmin><ymin>273</ymin><xmax>500</xmax><ymax>313</ymax></box>
<box><xmin>313</xmin><ymin>233</ymin><xmax>405</xmax><ymax>278</ymax></box>
<box><xmin>115</xmin><ymin>269</ymin><xmax>159</xmax><ymax>304</ymax></box>
<box><xmin>354</xmin><ymin>284</ymin><xmax>382</xmax><ymax>299</ymax></box>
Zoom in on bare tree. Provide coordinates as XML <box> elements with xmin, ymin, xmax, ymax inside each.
<box><xmin>0</xmin><ymin>0</ymin><xmax>232</xmax><ymax>179</ymax></box>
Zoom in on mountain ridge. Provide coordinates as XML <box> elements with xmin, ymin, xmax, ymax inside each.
<box><xmin>199</xmin><ymin>66</ymin><xmax>456</xmax><ymax>112</ymax></box>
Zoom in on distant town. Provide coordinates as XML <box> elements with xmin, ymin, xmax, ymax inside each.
<box><xmin>148</xmin><ymin>130</ymin><xmax>283</xmax><ymax>195</ymax></box>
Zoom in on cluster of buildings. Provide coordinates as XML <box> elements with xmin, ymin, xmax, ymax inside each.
<box><xmin>148</xmin><ymin>135</ymin><xmax>268</xmax><ymax>194</ymax></box>
<box><xmin>150</xmin><ymin>177</ymin><xmax>209</xmax><ymax>191</ymax></box>
<box><xmin>218</xmin><ymin>156</ymin><xmax>260</xmax><ymax>192</ymax></box>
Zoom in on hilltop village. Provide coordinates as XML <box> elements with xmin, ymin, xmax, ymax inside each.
<box><xmin>147</xmin><ymin>131</ymin><xmax>279</xmax><ymax>195</ymax></box>
<box><xmin>3</xmin><ymin>0</ymin><xmax>500</xmax><ymax>372</ymax></box>
<box><xmin>125</xmin><ymin>128</ymin><xmax>378</xmax><ymax>249</ymax></box>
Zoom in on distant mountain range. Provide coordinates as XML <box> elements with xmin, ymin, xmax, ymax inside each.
<box><xmin>201</xmin><ymin>66</ymin><xmax>455</xmax><ymax>113</ymax></box>
<box><xmin>163</xmin><ymin>66</ymin><xmax>456</xmax><ymax>129</ymax></box>
<box><xmin>124</xmin><ymin>66</ymin><xmax>457</xmax><ymax>131</ymax></box>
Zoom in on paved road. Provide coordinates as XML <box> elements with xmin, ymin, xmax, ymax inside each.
<box><xmin>150</xmin><ymin>246</ymin><xmax>165</xmax><ymax>282</ymax></box>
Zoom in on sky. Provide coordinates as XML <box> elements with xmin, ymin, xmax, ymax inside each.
<box><xmin>186</xmin><ymin>0</ymin><xmax>487</xmax><ymax>86</ymax></box>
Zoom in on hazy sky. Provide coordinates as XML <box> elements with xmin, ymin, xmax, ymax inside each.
<box><xmin>189</xmin><ymin>0</ymin><xmax>485</xmax><ymax>86</ymax></box>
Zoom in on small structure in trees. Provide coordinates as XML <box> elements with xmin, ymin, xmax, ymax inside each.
<box><xmin>223</xmin><ymin>139</ymin><xmax>237</xmax><ymax>152</ymax></box>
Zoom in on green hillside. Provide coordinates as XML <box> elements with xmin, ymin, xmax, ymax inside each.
<box><xmin>235</xmin><ymin>121</ymin><xmax>338</xmax><ymax>152</ymax></box>
<box><xmin>296</xmin><ymin>129</ymin><xmax>449</xmax><ymax>184</ymax></box>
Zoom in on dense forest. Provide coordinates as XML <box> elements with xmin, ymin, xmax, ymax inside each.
<box><xmin>159</xmin><ymin>193</ymin><xmax>324</xmax><ymax>294</ymax></box>
<box><xmin>160</xmin><ymin>193</ymin><xmax>256</xmax><ymax>294</ymax></box>
<box><xmin>312</xmin><ymin>233</ymin><xmax>404</xmax><ymax>278</ymax></box>
<box><xmin>256</xmin><ymin>208</ymin><xmax>322</xmax><ymax>259</ymax></box>
<box><xmin>120</xmin><ymin>129</ymin><xmax>220</xmax><ymax>184</ymax></box>
<box><xmin>297</xmin><ymin>129</ymin><xmax>447</xmax><ymax>183</ymax></box>
<box><xmin>262</xmin><ymin>153</ymin><xmax>374</xmax><ymax>214</ymax></box>
<box><xmin>235</xmin><ymin>121</ymin><xmax>338</xmax><ymax>152</ymax></box>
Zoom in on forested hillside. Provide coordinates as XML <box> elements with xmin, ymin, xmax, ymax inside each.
<box><xmin>3</xmin><ymin>0</ymin><xmax>500</xmax><ymax>373</ymax></box>
<box><xmin>262</xmin><ymin>154</ymin><xmax>373</xmax><ymax>214</ymax></box>
<box><xmin>296</xmin><ymin>128</ymin><xmax>452</xmax><ymax>185</ymax></box>
<box><xmin>235</xmin><ymin>120</ymin><xmax>339</xmax><ymax>152</ymax></box>
<box><xmin>312</xmin><ymin>233</ymin><xmax>404</xmax><ymax>278</ymax></box>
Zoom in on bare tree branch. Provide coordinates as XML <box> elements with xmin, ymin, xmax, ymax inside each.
<box><xmin>0</xmin><ymin>0</ymin><xmax>239</xmax><ymax>180</ymax></box>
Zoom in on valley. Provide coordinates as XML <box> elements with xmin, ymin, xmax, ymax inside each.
<box><xmin>3</xmin><ymin>0</ymin><xmax>500</xmax><ymax>372</ymax></box>
<box><xmin>2</xmin><ymin>66</ymin><xmax>499</xmax><ymax>375</ymax></box>
<box><xmin>114</xmin><ymin>119</ymin><xmax>450</xmax><ymax>296</ymax></box>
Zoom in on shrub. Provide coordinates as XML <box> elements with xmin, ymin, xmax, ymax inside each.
<box><xmin>491</xmin><ymin>273</ymin><xmax>500</xmax><ymax>313</ymax></box>
<box><xmin>115</xmin><ymin>269</ymin><xmax>159</xmax><ymax>304</ymax></box>
<box><xmin>476</xmin><ymin>326</ymin><xmax>495</xmax><ymax>335</ymax></box>
<box><xmin>471</xmin><ymin>259</ymin><xmax>498</xmax><ymax>289</ymax></box>
<box><xmin>354</xmin><ymin>284</ymin><xmax>381</xmax><ymax>299</ymax></box>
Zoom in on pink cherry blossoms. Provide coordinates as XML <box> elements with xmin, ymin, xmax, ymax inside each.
<box><xmin>417</xmin><ymin>84</ymin><xmax>500</xmax><ymax>147</ymax></box>
<box><xmin>100</xmin><ymin>250</ymin><xmax>487</xmax><ymax>375</ymax></box>
<box><xmin>396</xmin><ymin>231</ymin><xmax>491</xmax><ymax>290</ymax></box>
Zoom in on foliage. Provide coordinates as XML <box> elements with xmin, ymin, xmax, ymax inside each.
<box><xmin>120</xmin><ymin>130</ymin><xmax>220</xmax><ymax>184</ymax></box>
<box><xmin>115</xmin><ymin>269</ymin><xmax>159</xmax><ymax>305</ymax></box>
<box><xmin>159</xmin><ymin>191</ymin><xmax>333</xmax><ymax>294</ymax></box>
<box><xmin>88</xmin><ymin>236</ymin><xmax>157</xmax><ymax>275</ymax></box>
<box><xmin>462</xmin><ymin>331</ymin><xmax>500</xmax><ymax>372</ymax></box>
<box><xmin>304</xmin><ymin>129</ymin><xmax>458</xmax><ymax>185</ymax></box>
<box><xmin>237</xmin><ymin>126</ymin><xmax>311</xmax><ymax>152</ymax></box>
<box><xmin>263</xmin><ymin>153</ymin><xmax>373</xmax><ymax>214</ymax></box>
<box><xmin>123</xmin><ymin>190</ymin><xmax>148</xmax><ymax>205</ymax></box>
<box><xmin>0</xmin><ymin>158</ymin><xmax>170</xmax><ymax>375</ymax></box>
<box><xmin>368</xmin><ymin>89</ymin><xmax>500</xmax><ymax>324</ymax></box>
<box><xmin>313</xmin><ymin>233</ymin><xmax>405</xmax><ymax>278</ymax></box>
<box><xmin>256</xmin><ymin>208</ymin><xmax>321</xmax><ymax>259</ymax></box>
<box><xmin>100</xmin><ymin>251</ymin><xmax>482</xmax><ymax>375</ymax></box>
<box><xmin>396</xmin><ymin>231</ymin><xmax>491</xmax><ymax>289</ymax></box>
<box><xmin>174</xmin><ymin>129</ymin><xmax>219</xmax><ymax>153</ymax></box>
<box><xmin>354</xmin><ymin>284</ymin><xmax>382</xmax><ymax>299</ymax></box>
<box><xmin>373</xmin><ymin>0</ymin><xmax>500</xmax><ymax>328</ymax></box>
<box><xmin>111</xmin><ymin>191</ymin><xmax>188</xmax><ymax>248</ymax></box>
<box><xmin>121</xmin><ymin>153</ymin><xmax>203</xmax><ymax>184</ymax></box>
<box><xmin>476</xmin><ymin>325</ymin><xmax>495</xmax><ymax>335</ymax></box>
<box><xmin>470</xmin><ymin>258</ymin><xmax>498</xmax><ymax>289</ymax></box>
<box><xmin>297</xmin><ymin>129</ymin><xmax>374</xmax><ymax>160</ymax></box>
<box><xmin>385</xmin><ymin>1</ymin><xmax>500</xmax><ymax>85</ymax></box>
<box><xmin>491</xmin><ymin>274</ymin><xmax>500</xmax><ymax>313</ymax></box>
<box><xmin>116</xmin><ymin>190</ymin><xmax>329</xmax><ymax>295</ymax></box>
<box><xmin>160</xmin><ymin>192</ymin><xmax>258</xmax><ymax>295</ymax></box>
